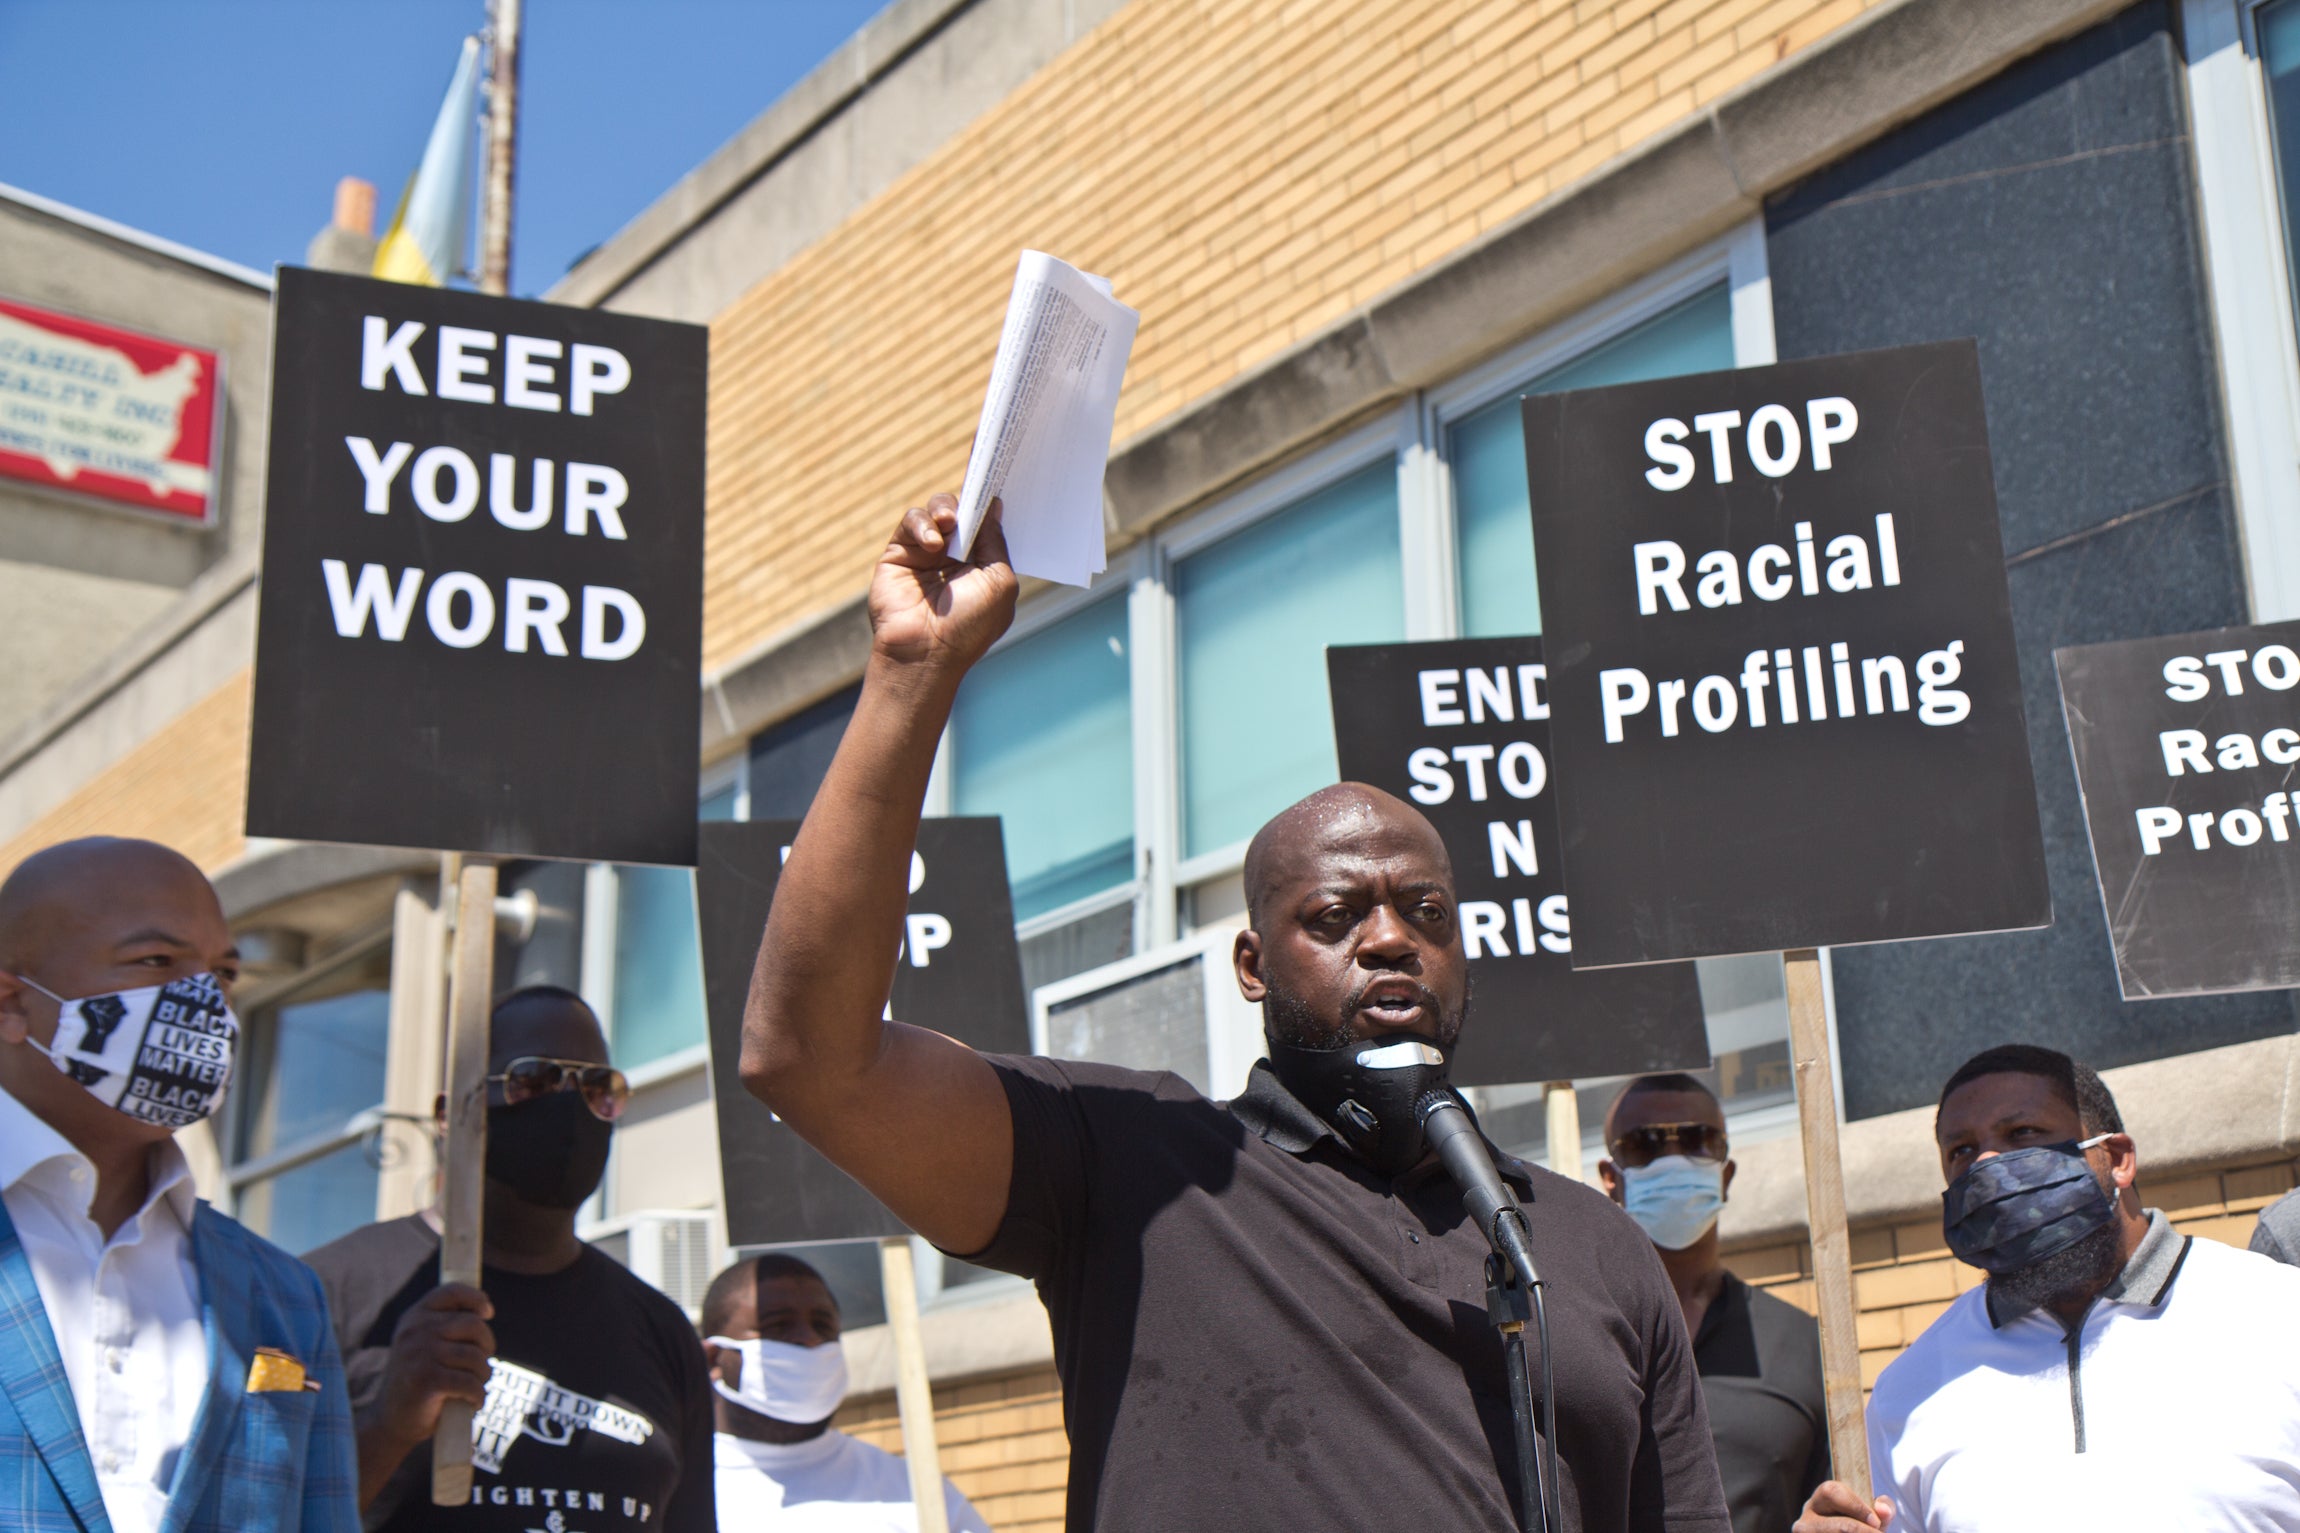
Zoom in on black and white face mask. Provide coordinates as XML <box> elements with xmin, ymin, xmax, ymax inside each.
<box><xmin>15</xmin><ymin>972</ymin><xmax>237</xmax><ymax>1129</ymax></box>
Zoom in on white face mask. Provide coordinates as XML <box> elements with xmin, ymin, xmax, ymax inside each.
<box><xmin>707</xmin><ymin>1336</ymin><xmax>848</xmax><ymax>1425</ymax></box>
<box><xmin>14</xmin><ymin>972</ymin><xmax>237</xmax><ymax>1130</ymax></box>
<box><xmin>1619</xmin><ymin>1154</ymin><xmax>1726</xmax><ymax>1251</ymax></box>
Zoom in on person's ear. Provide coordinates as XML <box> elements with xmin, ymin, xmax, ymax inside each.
<box><xmin>2102</xmin><ymin>1132</ymin><xmax>2138</xmax><ymax>1192</ymax></box>
<box><xmin>1721</xmin><ymin>1157</ymin><xmax>1736</xmax><ymax>1202</ymax></box>
<box><xmin>0</xmin><ymin>970</ymin><xmax>31</xmax><ymax>1046</ymax></box>
<box><xmin>1597</xmin><ymin>1159</ymin><xmax>1624</xmax><ymax>1204</ymax></box>
<box><xmin>1233</xmin><ymin>929</ymin><xmax>1267</xmax><ymax>1005</ymax></box>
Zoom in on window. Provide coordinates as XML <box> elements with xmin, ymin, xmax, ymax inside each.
<box><xmin>609</xmin><ymin>865</ymin><xmax>708</xmax><ymax>1069</ymax></box>
<box><xmin>951</xmin><ymin>595</ymin><xmax>1133</xmax><ymax>921</ymax></box>
<box><xmin>1175</xmin><ymin>460</ymin><xmax>1404</xmax><ymax>858</ymax></box>
<box><xmin>229</xmin><ymin>943</ymin><xmax>392</xmax><ymax>1255</ymax></box>
<box><xmin>2260</xmin><ymin>1</ymin><xmax>2300</xmax><ymax>339</ymax></box>
<box><xmin>748</xmin><ymin>685</ymin><xmax>859</xmax><ymax>820</ymax></box>
<box><xmin>1451</xmin><ymin>284</ymin><xmax>1736</xmax><ymax>637</ymax></box>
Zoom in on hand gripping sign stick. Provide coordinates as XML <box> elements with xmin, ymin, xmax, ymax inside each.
<box><xmin>878</xmin><ymin>1238</ymin><xmax>952</xmax><ymax>1533</ymax></box>
<box><xmin>1784</xmin><ymin>948</ymin><xmax>1868</xmax><ymax>1502</ymax></box>
<box><xmin>433</xmin><ymin>861</ymin><xmax>499</xmax><ymax>1504</ymax></box>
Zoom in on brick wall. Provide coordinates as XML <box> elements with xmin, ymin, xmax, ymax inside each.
<box><xmin>834</xmin><ymin>1159</ymin><xmax>2297</xmax><ymax>1531</ymax></box>
<box><xmin>837</xmin><ymin>1366</ymin><xmax>1068</xmax><ymax>1533</ymax></box>
<box><xmin>0</xmin><ymin>670</ymin><xmax>251</xmax><ymax>879</ymax></box>
<box><xmin>1722</xmin><ymin>1155</ymin><xmax>2299</xmax><ymax>1390</ymax></box>
<box><xmin>703</xmin><ymin>0</ymin><xmax>1887</xmax><ymax>672</ymax></box>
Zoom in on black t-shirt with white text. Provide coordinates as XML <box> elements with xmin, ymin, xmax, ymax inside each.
<box><xmin>304</xmin><ymin>1215</ymin><xmax>714</xmax><ymax>1533</ymax></box>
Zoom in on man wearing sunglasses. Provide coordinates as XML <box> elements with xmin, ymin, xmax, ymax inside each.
<box><xmin>1599</xmin><ymin>1074</ymin><xmax>1826</xmax><ymax>1533</ymax></box>
<box><xmin>304</xmin><ymin>985</ymin><xmax>715</xmax><ymax>1533</ymax></box>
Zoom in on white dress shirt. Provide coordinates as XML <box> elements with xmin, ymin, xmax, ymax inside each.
<box><xmin>714</xmin><ymin>1428</ymin><xmax>992</xmax><ymax>1532</ymax></box>
<box><xmin>0</xmin><ymin>1086</ymin><xmax>207</xmax><ymax>1533</ymax></box>
<box><xmin>1868</xmin><ymin>1211</ymin><xmax>2300</xmax><ymax>1530</ymax></box>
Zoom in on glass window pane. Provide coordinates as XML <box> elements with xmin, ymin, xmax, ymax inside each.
<box><xmin>952</xmin><ymin>596</ymin><xmax>1134</xmax><ymax>921</ymax></box>
<box><xmin>2263</xmin><ymin>1</ymin><xmax>2300</xmax><ymax>339</ymax></box>
<box><xmin>612</xmin><ymin>866</ymin><xmax>706</xmax><ymax>1068</ymax></box>
<box><xmin>1177</xmin><ymin>461</ymin><xmax>1404</xmax><ymax>857</ymax></box>
<box><xmin>248</xmin><ymin>1142</ymin><xmax>380</xmax><ymax>1257</ymax></box>
<box><xmin>235</xmin><ymin>950</ymin><xmax>391</xmax><ymax>1162</ymax></box>
<box><xmin>1453</xmin><ymin>284</ymin><xmax>1736</xmax><ymax>637</ymax></box>
<box><xmin>747</xmin><ymin>685</ymin><xmax>859</xmax><ymax>821</ymax></box>
<box><xmin>699</xmin><ymin>781</ymin><xmax>740</xmax><ymax>822</ymax></box>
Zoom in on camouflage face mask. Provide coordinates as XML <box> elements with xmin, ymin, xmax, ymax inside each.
<box><xmin>1940</xmin><ymin>1134</ymin><xmax>2115</xmax><ymax>1275</ymax></box>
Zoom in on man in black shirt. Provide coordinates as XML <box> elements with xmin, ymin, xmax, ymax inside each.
<box><xmin>736</xmin><ymin>496</ymin><xmax>1730</xmax><ymax>1531</ymax></box>
<box><xmin>1599</xmin><ymin>1075</ymin><xmax>1828</xmax><ymax>1533</ymax></box>
<box><xmin>304</xmin><ymin>986</ymin><xmax>713</xmax><ymax>1533</ymax></box>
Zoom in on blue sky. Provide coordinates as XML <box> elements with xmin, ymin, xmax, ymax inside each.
<box><xmin>0</xmin><ymin>0</ymin><xmax>890</xmax><ymax>296</ymax></box>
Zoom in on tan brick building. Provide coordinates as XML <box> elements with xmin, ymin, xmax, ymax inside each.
<box><xmin>9</xmin><ymin>0</ymin><xmax>2300</xmax><ymax>1527</ymax></box>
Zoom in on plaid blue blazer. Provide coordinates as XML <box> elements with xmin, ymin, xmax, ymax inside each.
<box><xmin>0</xmin><ymin>1195</ymin><xmax>359</xmax><ymax>1533</ymax></box>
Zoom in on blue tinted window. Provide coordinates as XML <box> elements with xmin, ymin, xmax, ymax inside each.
<box><xmin>1177</xmin><ymin>462</ymin><xmax>1404</xmax><ymax>857</ymax></box>
<box><xmin>611</xmin><ymin>865</ymin><xmax>707</xmax><ymax>1068</ymax></box>
<box><xmin>952</xmin><ymin>597</ymin><xmax>1133</xmax><ymax>921</ymax></box>
<box><xmin>1453</xmin><ymin>285</ymin><xmax>1735</xmax><ymax>636</ymax></box>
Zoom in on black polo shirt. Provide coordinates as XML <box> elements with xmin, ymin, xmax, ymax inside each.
<box><xmin>960</xmin><ymin>1055</ymin><xmax>1730</xmax><ymax>1532</ymax></box>
<box><xmin>1690</xmin><ymin>1271</ymin><xmax>1828</xmax><ymax>1533</ymax></box>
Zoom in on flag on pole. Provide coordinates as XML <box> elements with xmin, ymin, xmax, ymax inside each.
<box><xmin>373</xmin><ymin>35</ymin><xmax>482</xmax><ymax>286</ymax></box>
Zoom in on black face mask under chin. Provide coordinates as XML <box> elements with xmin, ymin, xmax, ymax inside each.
<box><xmin>1266</xmin><ymin>1034</ymin><xmax>1454</xmax><ymax>1177</ymax></box>
<box><xmin>486</xmin><ymin>1092</ymin><xmax>614</xmax><ymax>1209</ymax></box>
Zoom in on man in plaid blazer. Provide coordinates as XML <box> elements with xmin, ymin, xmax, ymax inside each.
<box><xmin>0</xmin><ymin>838</ymin><xmax>359</xmax><ymax>1532</ymax></box>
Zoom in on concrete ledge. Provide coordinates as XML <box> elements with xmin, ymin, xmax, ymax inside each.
<box><xmin>839</xmin><ymin>1283</ymin><xmax>1053</xmax><ymax>1396</ymax></box>
<box><xmin>701</xmin><ymin>596</ymin><xmax>874</xmax><ymax>759</ymax></box>
<box><xmin>211</xmin><ymin>841</ymin><xmax>438</xmax><ymax>924</ymax></box>
<box><xmin>550</xmin><ymin>0</ymin><xmax>975</xmax><ymax>309</ymax></box>
<box><xmin>1719</xmin><ymin>1030</ymin><xmax>2300</xmax><ymax>1246</ymax></box>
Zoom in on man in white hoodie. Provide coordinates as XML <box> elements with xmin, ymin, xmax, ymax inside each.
<box><xmin>703</xmin><ymin>1254</ymin><xmax>988</xmax><ymax>1532</ymax></box>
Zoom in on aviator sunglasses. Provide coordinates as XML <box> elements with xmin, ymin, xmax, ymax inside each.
<box><xmin>485</xmin><ymin>1055</ymin><xmax>631</xmax><ymax>1122</ymax></box>
<box><xmin>1607</xmin><ymin>1120</ymin><xmax>1729</xmax><ymax>1168</ymax></box>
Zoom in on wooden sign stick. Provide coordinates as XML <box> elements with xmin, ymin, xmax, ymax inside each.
<box><xmin>1543</xmin><ymin>1081</ymin><xmax>1582</xmax><ymax>1181</ymax></box>
<box><xmin>879</xmin><ymin>1237</ymin><xmax>951</xmax><ymax>1533</ymax></box>
<box><xmin>433</xmin><ymin>862</ymin><xmax>499</xmax><ymax>1505</ymax></box>
<box><xmin>1783</xmin><ymin>947</ymin><xmax>1868</xmax><ymax>1501</ymax></box>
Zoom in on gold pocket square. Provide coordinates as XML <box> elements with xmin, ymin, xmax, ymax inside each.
<box><xmin>246</xmin><ymin>1347</ymin><xmax>320</xmax><ymax>1393</ymax></box>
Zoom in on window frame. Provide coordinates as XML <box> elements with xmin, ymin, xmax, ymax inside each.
<box><xmin>218</xmin><ymin>922</ymin><xmax>396</xmax><ymax>1229</ymax></box>
<box><xmin>2183</xmin><ymin>0</ymin><xmax>2300</xmax><ymax>622</ymax></box>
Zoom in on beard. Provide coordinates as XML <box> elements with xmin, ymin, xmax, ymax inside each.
<box><xmin>1986</xmin><ymin>1170</ymin><xmax>2126</xmax><ymax>1315</ymax></box>
<box><xmin>1261</xmin><ymin>971</ymin><xmax>1470</xmax><ymax>1052</ymax></box>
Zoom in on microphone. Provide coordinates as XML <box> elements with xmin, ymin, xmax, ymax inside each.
<box><xmin>1421</xmin><ymin>1088</ymin><xmax>1542</xmax><ymax>1291</ymax></box>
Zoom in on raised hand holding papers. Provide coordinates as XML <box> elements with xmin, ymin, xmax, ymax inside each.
<box><xmin>951</xmin><ymin>251</ymin><xmax>1139</xmax><ymax>587</ymax></box>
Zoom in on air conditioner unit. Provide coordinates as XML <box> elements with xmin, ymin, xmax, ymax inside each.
<box><xmin>1032</xmin><ymin>922</ymin><xmax>1264</xmax><ymax>1100</ymax></box>
<box><xmin>584</xmin><ymin>1209</ymin><xmax>721</xmax><ymax>1318</ymax></box>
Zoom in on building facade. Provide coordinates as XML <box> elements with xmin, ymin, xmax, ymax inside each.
<box><xmin>8</xmin><ymin>1</ymin><xmax>2300</xmax><ymax>1526</ymax></box>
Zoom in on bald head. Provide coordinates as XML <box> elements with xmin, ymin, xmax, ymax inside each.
<box><xmin>0</xmin><ymin>838</ymin><xmax>221</xmax><ymax>969</ymax></box>
<box><xmin>1234</xmin><ymin>783</ymin><xmax>1467</xmax><ymax>1052</ymax></box>
<box><xmin>1243</xmin><ymin>783</ymin><xmax>1453</xmax><ymax>929</ymax></box>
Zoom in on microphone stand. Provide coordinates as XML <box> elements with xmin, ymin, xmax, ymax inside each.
<box><xmin>1425</xmin><ymin>1092</ymin><xmax>1564</xmax><ymax>1533</ymax></box>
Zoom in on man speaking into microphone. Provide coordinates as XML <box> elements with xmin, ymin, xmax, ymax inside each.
<box><xmin>739</xmin><ymin>495</ymin><xmax>1728</xmax><ymax>1532</ymax></box>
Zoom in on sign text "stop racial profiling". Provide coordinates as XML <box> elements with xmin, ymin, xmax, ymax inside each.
<box><xmin>246</xmin><ymin>270</ymin><xmax>706</xmax><ymax>866</ymax></box>
<box><xmin>1524</xmin><ymin>339</ymin><xmax>2048</xmax><ymax>966</ymax></box>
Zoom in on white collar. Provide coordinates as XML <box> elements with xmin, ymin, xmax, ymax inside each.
<box><xmin>716</xmin><ymin>1427</ymin><xmax>850</xmax><ymax>1473</ymax></box>
<box><xmin>0</xmin><ymin>1079</ymin><xmax>199</xmax><ymax>1230</ymax></box>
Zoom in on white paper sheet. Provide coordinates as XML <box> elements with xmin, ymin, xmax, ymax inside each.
<box><xmin>951</xmin><ymin>251</ymin><xmax>1140</xmax><ymax>587</ymax></box>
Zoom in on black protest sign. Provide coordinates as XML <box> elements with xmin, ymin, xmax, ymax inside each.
<box><xmin>700</xmin><ymin>818</ymin><xmax>1030</xmax><ymax>1245</ymax></box>
<box><xmin>2056</xmin><ymin>622</ymin><xmax>2300</xmax><ymax>999</ymax></box>
<box><xmin>1327</xmin><ymin>638</ymin><xmax>1708</xmax><ymax>1083</ymax></box>
<box><xmin>246</xmin><ymin>267</ymin><xmax>706</xmax><ymax>865</ymax></box>
<box><xmin>1523</xmin><ymin>339</ymin><xmax>2048</xmax><ymax>967</ymax></box>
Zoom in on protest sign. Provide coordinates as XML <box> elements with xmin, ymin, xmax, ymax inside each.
<box><xmin>1522</xmin><ymin>338</ymin><xmax>2049</xmax><ymax>968</ymax></box>
<box><xmin>1326</xmin><ymin>637</ymin><xmax>1708</xmax><ymax>1084</ymax></box>
<box><xmin>245</xmin><ymin>267</ymin><xmax>706</xmax><ymax>865</ymax></box>
<box><xmin>2056</xmin><ymin>620</ymin><xmax>2300</xmax><ymax>999</ymax></box>
<box><xmin>700</xmin><ymin>818</ymin><xmax>1030</xmax><ymax>1245</ymax></box>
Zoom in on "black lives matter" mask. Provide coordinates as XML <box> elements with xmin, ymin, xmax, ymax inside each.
<box><xmin>14</xmin><ymin>972</ymin><xmax>236</xmax><ymax>1129</ymax></box>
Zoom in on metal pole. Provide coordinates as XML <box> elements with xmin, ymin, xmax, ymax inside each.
<box><xmin>879</xmin><ymin>1238</ymin><xmax>952</xmax><ymax>1533</ymax></box>
<box><xmin>432</xmin><ymin>863</ymin><xmax>499</xmax><ymax>1504</ymax></box>
<box><xmin>1784</xmin><ymin>946</ymin><xmax>1869</xmax><ymax>1499</ymax></box>
<box><xmin>479</xmin><ymin>0</ymin><xmax>521</xmax><ymax>296</ymax></box>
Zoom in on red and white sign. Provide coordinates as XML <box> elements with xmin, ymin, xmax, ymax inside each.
<box><xmin>0</xmin><ymin>296</ymin><xmax>222</xmax><ymax>524</ymax></box>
